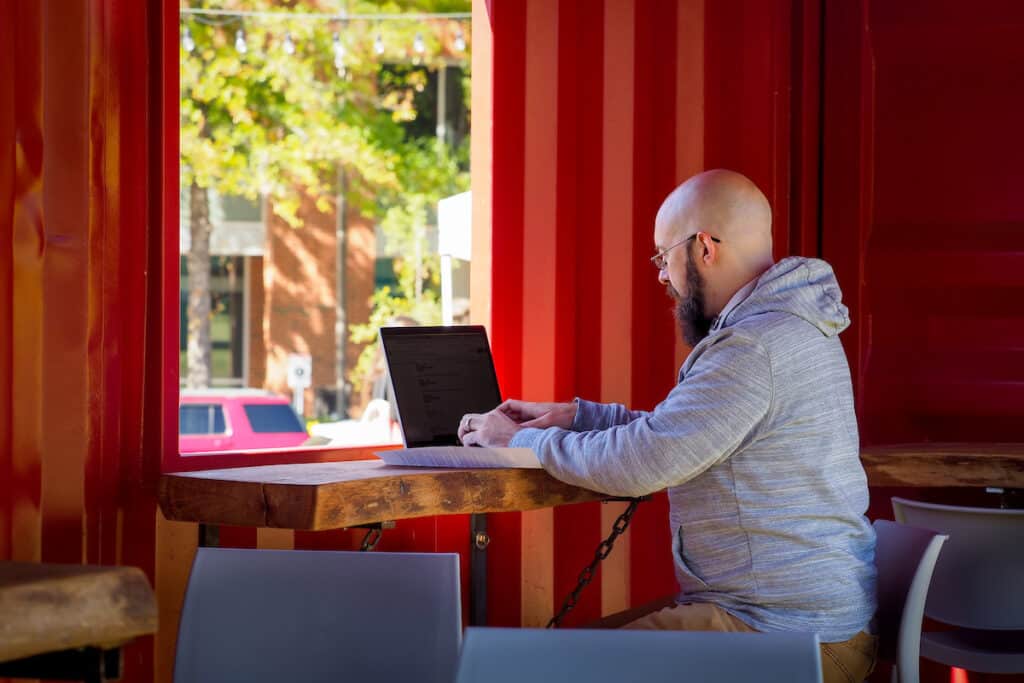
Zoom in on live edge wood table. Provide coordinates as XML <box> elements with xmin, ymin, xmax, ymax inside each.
<box><xmin>159</xmin><ymin>461</ymin><xmax>607</xmax><ymax>531</ymax></box>
<box><xmin>858</xmin><ymin>443</ymin><xmax>1024</xmax><ymax>489</ymax></box>
<box><xmin>0</xmin><ymin>563</ymin><xmax>158</xmax><ymax>683</ymax></box>
<box><xmin>159</xmin><ymin>460</ymin><xmax>609</xmax><ymax>625</ymax></box>
<box><xmin>158</xmin><ymin>444</ymin><xmax>1024</xmax><ymax>624</ymax></box>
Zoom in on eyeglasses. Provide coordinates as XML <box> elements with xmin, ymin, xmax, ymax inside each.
<box><xmin>650</xmin><ymin>233</ymin><xmax>721</xmax><ymax>270</ymax></box>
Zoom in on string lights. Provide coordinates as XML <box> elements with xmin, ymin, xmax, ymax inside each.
<box><xmin>179</xmin><ymin>7</ymin><xmax>470</xmax><ymax>62</ymax></box>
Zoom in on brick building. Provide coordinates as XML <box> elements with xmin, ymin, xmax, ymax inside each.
<box><xmin>180</xmin><ymin>63</ymin><xmax>469</xmax><ymax>420</ymax></box>
<box><xmin>180</xmin><ymin>190</ymin><xmax>379</xmax><ymax>420</ymax></box>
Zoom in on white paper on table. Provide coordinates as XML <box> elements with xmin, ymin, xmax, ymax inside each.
<box><xmin>374</xmin><ymin>447</ymin><xmax>541</xmax><ymax>469</ymax></box>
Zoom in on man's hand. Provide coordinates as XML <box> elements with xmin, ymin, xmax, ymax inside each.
<box><xmin>498</xmin><ymin>399</ymin><xmax>578</xmax><ymax>430</ymax></box>
<box><xmin>458</xmin><ymin>400</ymin><xmax>578</xmax><ymax>447</ymax></box>
<box><xmin>458</xmin><ymin>409</ymin><xmax>521</xmax><ymax>447</ymax></box>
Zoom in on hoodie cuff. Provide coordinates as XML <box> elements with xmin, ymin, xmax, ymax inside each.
<box><xmin>509</xmin><ymin>427</ymin><xmax>545</xmax><ymax>451</ymax></box>
<box><xmin>571</xmin><ymin>398</ymin><xmax>606</xmax><ymax>431</ymax></box>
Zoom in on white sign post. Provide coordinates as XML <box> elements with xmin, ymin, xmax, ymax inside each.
<box><xmin>286</xmin><ymin>354</ymin><xmax>312</xmax><ymax>418</ymax></box>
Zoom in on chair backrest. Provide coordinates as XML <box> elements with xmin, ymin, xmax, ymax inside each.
<box><xmin>873</xmin><ymin>519</ymin><xmax>948</xmax><ymax>683</ymax></box>
<box><xmin>892</xmin><ymin>496</ymin><xmax>1024</xmax><ymax>630</ymax></box>
<box><xmin>455</xmin><ymin>628</ymin><xmax>823</xmax><ymax>683</ymax></box>
<box><xmin>174</xmin><ymin>548</ymin><xmax>462</xmax><ymax>683</ymax></box>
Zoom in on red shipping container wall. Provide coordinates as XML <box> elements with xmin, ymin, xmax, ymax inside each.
<box><xmin>0</xmin><ymin>1</ymin><xmax>174</xmax><ymax>680</ymax></box>
<box><xmin>473</xmin><ymin>0</ymin><xmax>820</xmax><ymax>627</ymax></box>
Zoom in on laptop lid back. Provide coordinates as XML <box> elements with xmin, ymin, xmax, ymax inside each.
<box><xmin>379</xmin><ymin>325</ymin><xmax>503</xmax><ymax>447</ymax></box>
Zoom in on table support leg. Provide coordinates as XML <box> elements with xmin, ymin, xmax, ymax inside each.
<box><xmin>469</xmin><ymin>513</ymin><xmax>489</xmax><ymax>626</ymax></box>
<box><xmin>0</xmin><ymin>646</ymin><xmax>121</xmax><ymax>682</ymax></box>
<box><xmin>198</xmin><ymin>523</ymin><xmax>219</xmax><ymax>548</ymax></box>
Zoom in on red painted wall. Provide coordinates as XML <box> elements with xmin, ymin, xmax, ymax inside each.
<box><xmin>0</xmin><ymin>1</ymin><xmax>175</xmax><ymax>680</ymax></box>
<box><xmin>824</xmin><ymin>0</ymin><xmax>1024</xmax><ymax>445</ymax></box>
<box><xmin>822</xmin><ymin>5</ymin><xmax>1024</xmax><ymax>679</ymax></box>
<box><xmin>473</xmin><ymin>0</ymin><xmax>819</xmax><ymax>627</ymax></box>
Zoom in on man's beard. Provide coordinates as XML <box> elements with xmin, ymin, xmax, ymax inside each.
<box><xmin>667</xmin><ymin>248</ymin><xmax>713</xmax><ymax>346</ymax></box>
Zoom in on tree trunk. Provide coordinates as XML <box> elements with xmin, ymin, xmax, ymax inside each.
<box><xmin>187</xmin><ymin>181</ymin><xmax>213</xmax><ymax>389</ymax></box>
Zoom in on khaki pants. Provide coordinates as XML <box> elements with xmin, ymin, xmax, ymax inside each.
<box><xmin>618</xmin><ymin>601</ymin><xmax>877</xmax><ymax>683</ymax></box>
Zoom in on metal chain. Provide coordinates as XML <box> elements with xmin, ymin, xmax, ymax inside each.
<box><xmin>546</xmin><ymin>498</ymin><xmax>642</xmax><ymax>628</ymax></box>
<box><xmin>360</xmin><ymin>527</ymin><xmax>383</xmax><ymax>551</ymax></box>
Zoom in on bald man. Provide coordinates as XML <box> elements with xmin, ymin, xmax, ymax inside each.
<box><xmin>459</xmin><ymin>170</ymin><xmax>877</xmax><ymax>683</ymax></box>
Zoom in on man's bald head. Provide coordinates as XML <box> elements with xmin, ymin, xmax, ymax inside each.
<box><xmin>655</xmin><ymin>169</ymin><xmax>774</xmax><ymax>274</ymax></box>
<box><xmin>653</xmin><ymin>170</ymin><xmax>775</xmax><ymax>342</ymax></box>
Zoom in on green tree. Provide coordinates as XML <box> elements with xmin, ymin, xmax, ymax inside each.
<box><xmin>180</xmin><ymin>0</ymin><xmax>470</xmax><ymax>390</ymax></box>
<box><xmin>347</xmin><ymin>136</ymin><xmax>469</xmax><ymax>397</ymax></box>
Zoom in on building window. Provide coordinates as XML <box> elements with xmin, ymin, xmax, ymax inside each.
<box><xmin>179</xmin><ymin>255</ymin><xmax>246</xmax><ymax>387</ymax></box>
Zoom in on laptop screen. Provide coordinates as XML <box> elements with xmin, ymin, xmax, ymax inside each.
<box><xmin>379</xmin><ymin>325</ymin><xmax>503</xmax><ymax>447</ymax></box>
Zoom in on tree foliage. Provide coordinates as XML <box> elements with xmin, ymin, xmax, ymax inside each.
<box><xmin>179</xmin><ymin>0</ymin><xmax>470</xmax><ymax>396</ymax></box>
<box><xmin>347</xmin><ymin>137</ymin><xmax>468</xmax><ymax>395</ymax></box>
<box><xmin>181</xmin><ymin>0</ymin><xmax>469</xmax><ymax>221</ymax></box>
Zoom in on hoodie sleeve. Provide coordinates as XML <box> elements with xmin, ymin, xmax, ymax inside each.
<box><xmin>571</xmin><ymin>399</ymin><xmax>647</xmax><ymax>431</ymax></box>
<box><xmin>509</xmin><ymin>330</ymin><xmax>773</xmax><ymax>497</ymax></box>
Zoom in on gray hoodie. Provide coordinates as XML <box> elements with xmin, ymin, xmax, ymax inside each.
<box><xmin>510</xmin><ymin>256</ymin><xmax>877</xmax><ymax>642</ymax></box>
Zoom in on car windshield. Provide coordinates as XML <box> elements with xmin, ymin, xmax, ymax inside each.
<box><xmin>243</xmin><ymin>403</ymin><xmax>305</xmax><ymax>434</ymax></box>
<box><xmin>180</xmin><ymin>404</ymin><xmax>227</xmax><ymax>435</ymax></box>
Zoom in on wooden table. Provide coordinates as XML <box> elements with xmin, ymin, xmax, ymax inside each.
<box><xmin>159</xmin><ymin>460</ymin><xmax>607</xmax><ymax>530</ymax></box>
<box><xmin>160</xmin><ymin>460</ymin><xmax>609</xmax><ymax>626</ymax></box>
<box><xmin>859</xmin><ymin>443</ymin><xmax>1024</xmax><ymax>488</ymax></box>
<box><xmin>158</xmin><ymin>443</ymin><xmax>1023</xmax><ymax>626</ymax></box>
<box><xmin>0</xmin><ymin>562</ymin><xmax>158</xmax><ymax>682</ymax></box>
<box><xmin>159</xmin><ymin>444</ymin><xmax>1024</xmax><ymax>530</ymax></box>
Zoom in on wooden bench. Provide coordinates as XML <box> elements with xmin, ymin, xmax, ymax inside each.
<box><xmin>0</xmin><ymin>562</ymin><xmax>158</xmax><ymax>682</ymax></box>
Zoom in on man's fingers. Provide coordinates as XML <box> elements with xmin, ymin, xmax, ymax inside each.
<box><xmin>461</xmin><ymin>430</ymin><xmax>481</xmax><ymax>447</ymax></box>
<box><xmin>498</xmin><ymin>399</ymin><xmax>548</xmax><ymax>423</ymax></box>
<box><xmin>497</xmin><ymin>400</ymin><xmax>525</xmax><ymax>421</ymax></box>
<box><xmin>520</xmin><ymin>412</ymin><xmax>557</xmax><ymax>429</ymax></box>
<box><xmin>458</xmin><ymin>413</ymin><xmax>478</xmax><ymax>442</ymax></box>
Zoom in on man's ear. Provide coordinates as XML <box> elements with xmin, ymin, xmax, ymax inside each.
<box><xmin>698</xmin><ymin>232</ymin><xmax>718</xmax><ymax>264</ymax></box>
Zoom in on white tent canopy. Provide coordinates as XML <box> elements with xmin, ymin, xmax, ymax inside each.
<box><xmin>437</xmin><ymin>191</ymin><xmax>472</xmax><ymax>324</ymax></box>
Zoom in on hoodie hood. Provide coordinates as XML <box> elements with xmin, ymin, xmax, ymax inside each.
<box><xmin>712</xmin><ymin>256</ymin><xmax>850</xmax><ymax>337</ymax></box>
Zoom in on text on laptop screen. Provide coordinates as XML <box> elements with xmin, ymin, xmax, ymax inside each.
<box><xmin>380</xmin><ymin>326</ymin><xmax>503</xmax><ymax>447</ymax></box>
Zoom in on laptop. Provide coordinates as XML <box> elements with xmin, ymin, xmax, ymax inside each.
<box><xmin>379</xmin><ymin>325</ymin><xmax>503</xmax><ymax>448</ymax></box>
<box><xmin>377</xmin><ymin>325</ymin><xmax>540</xmax><ymax>468</ymax></box>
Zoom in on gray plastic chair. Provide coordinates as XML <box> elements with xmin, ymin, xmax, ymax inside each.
<box><xmin>455</xmin><ymin>627</ymin><xmax>823</xmax><ymax>683</ymax></box>
<box><xmin>174</xmin><ymin>548</ymin><xmax>462</xmax><ymax>683</ymax></box>
<box><xmin>892</xmin><ymin>497</ymin><xmax>1024</xmax><ymax>674</ymax></box>
<box><xmin>873</xmin><ymin>519</ymin><xmax>948</xmax><ymax>683</ymax></box>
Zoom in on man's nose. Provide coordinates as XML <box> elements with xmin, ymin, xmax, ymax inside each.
<box><xmin>657</xmin><ymin>268</ymin><xmax>669</xmax><ymax>285</ymax></box>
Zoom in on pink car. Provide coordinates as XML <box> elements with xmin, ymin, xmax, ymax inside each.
<box><xmin>179</xmin><ymin>390</ymin><xmax>310</xmax><ymax>454</ymax></box>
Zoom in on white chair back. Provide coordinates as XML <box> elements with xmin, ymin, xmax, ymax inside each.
<box><xmin>892</xmin><ymin>497</ymin><xmax>1024</xmax><ymax>629</ymax></box>
<box><xmin>455</xmin><ymin>628</ymin><xmax>823</xmax><ymax>683</ymax></box>
<box><xmin>873</xmin><ymin>519</ymin><xmax>948</xmax><ymax>683</ymax></box>
<box><xmin>174</xmin><ymin>548</ymin><xmax>462</xmax><ymax>683</ymax></box>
